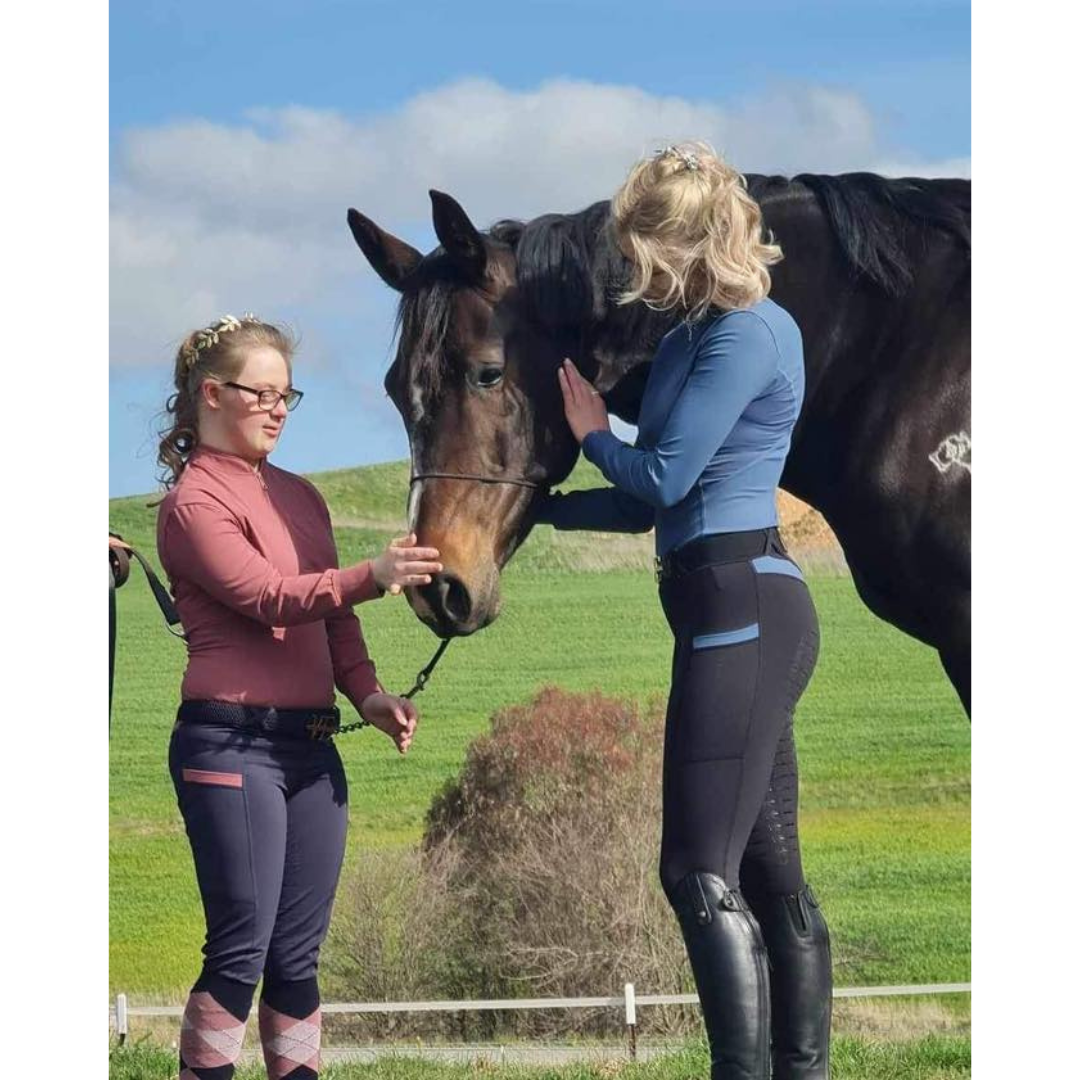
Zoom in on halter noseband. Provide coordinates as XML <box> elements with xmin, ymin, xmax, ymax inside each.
<box><xmin>410</xmin><ymin>472</ymin><xmax>544</xmax><ymax>490</ymax></box>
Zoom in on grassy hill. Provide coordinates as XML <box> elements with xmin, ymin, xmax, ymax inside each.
<box><xmin>109</xmin><ymin>457</ymin><xmax>969</xmax><ymax>1024</ymax></box>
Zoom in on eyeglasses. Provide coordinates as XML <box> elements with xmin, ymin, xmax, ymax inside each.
<box><xmin>221</xmin><ymin>381</ymin><xmax>304</xmax><ymax>412</ymax></box>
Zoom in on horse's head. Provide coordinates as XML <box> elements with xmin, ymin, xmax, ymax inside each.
<box><xmin>348</xmin><ymin>191</ymin><xmax>594</xmax><ymax>637</ymax></box>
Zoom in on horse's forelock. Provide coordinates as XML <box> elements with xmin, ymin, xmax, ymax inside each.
<box><xmin>395</xmin><ymin>275</ymin><xmax>454</xmax><ymax>407</ymax></box>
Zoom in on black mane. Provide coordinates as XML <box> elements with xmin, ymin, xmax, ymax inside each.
<box><xmin>780</xmin><ymin>173</ymin><xmax>970</xmax><ymax>294</ymax></box>
<box><xmin>496</xmin><ymin>172</ymin><xmax>969</xmax><ymax>339</ymax></box>
<box><xmin>395</xmin><ymin>172</ymin><xmax>971</xmax><ymax>390</ymax></box>
<box><xmin>490</xmin><ymin>203</ymin><xmax>674</xmax><ymax>372</ymax></box>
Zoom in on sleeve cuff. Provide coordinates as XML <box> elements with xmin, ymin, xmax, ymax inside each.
<box><xmin>346</xmin><ymin>661</ymin><xmax>383</xmax><ymax>712</ymax></box>
<box><xmin>582</xmin><ymin>429</ymin><xmax>620</xmax><ymax>466</ymax></box>
<box><xmin>337</xmin><ymin>561</ymin><xmax>383</xmax><ymax>605</ymax></box>
<box><xmin>529</xmin><ymin>491</ymin><xmax>557</xmax><ymax>524</ymax></box>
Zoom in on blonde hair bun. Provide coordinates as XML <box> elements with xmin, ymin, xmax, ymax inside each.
<box><xmin>611</xmin><ymin>141</ymin><xmax>782</xmax><ymax>320</ymax></box>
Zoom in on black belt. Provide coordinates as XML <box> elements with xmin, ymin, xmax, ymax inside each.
<box><xmin>655</xmin><ymin>528</ymin><xmax>785</xmax><ymax>583</ymax></box>
<box><xmin>177</xmin><ymin>700</ymin><xmax>342</xmax><ymax>741</ymax></box>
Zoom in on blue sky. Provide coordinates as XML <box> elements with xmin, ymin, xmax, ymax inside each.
<box><xmin>109</xmin><ymin>0</ymin><xmax>970</xmax><ymax>496</ymax></box>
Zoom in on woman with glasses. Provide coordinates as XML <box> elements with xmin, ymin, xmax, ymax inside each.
<box><xmin>154</xmin><ymin>314</ymin><xmax>442</xmax><ymax>1080</ymax></box>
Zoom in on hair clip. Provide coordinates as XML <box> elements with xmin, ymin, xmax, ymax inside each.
<box><xmin>182</xmin><ymin>313</ymin><xmax>252</xmax><ymax>367</ymax></box>
<box><xmin>654</xmin><ymin>146</ymin><xmax>701</xmax><ymax>172</ymax></box>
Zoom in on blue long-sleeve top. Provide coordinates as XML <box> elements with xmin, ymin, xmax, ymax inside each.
<box><xmin>533</xmin><ymin>297</ymin><xmax>804</xmax><ymax>558</ymax></box>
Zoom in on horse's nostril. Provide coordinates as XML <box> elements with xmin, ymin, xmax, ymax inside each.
<box><xmin>432</xmin><ymin>572</ymin><xmax>472</xmax><ymax>624</ymax></box>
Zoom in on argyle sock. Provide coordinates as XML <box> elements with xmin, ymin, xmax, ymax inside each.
<box><xmin>178</xmin><ymin>971</ymin><xmax>255</xmax><ymax>1079</ymax></box>
<box><xmin>258</xmin><ymin>976</ymin><xmax>321</xmax><ymax>1079</ymax></box>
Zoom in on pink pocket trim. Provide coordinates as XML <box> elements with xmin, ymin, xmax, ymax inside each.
<box><xmin>182</xmin><ymin>768</ymin><xmax>243</xmax><ymax>788</ymax></box>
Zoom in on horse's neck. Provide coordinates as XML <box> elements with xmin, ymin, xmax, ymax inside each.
<box><xmin>589</xmin><ymin>307</ymin><xmax>676</xmax><ymax>422</ymax></box>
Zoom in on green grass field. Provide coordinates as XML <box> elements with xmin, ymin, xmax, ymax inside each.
<box><xmin>109</xmin><ymin>458</ymin><xmax>969</xmax><ymax>1051</ymax></box>
<box><xmin>110</xmin><ymin>1033</ymin><xmax>971</xmax><ymax>1080</ymax></box>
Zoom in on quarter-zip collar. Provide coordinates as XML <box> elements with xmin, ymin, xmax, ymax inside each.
<box><xmin>189</xmin><ymin>444</ymin><xmax>269</xmax><ymax>482</ymax></box>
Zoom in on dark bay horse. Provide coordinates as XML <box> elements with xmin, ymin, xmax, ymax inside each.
<box><xmin>347</xmin><ymin>173</ymin><xmax>971</xmax><ymax>714</ymax></box>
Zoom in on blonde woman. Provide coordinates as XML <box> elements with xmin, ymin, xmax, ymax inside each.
<box><xmin>537</xmin><ymin>144</ymin><xmax>831</xmax><ymax>1079</ymax></box>
<box><xmin>154</xmin><ymin>315</ymin><xmax>441</xmax><ymax>1079</ymax></box>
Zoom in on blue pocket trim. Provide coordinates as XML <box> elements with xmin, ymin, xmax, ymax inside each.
<box><xmin>751</xmin><ymin>555</ymin><xmax>805</xmax><ymax>582</ymax></box>
<box><xmin>692</xmin><ymin>623</ymin><xmax>760</xmax><ymax>650</ymax></box>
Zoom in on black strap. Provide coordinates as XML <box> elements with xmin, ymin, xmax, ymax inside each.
<box><xmin>410</xmin><ymin>472</ymin><xmax>542</xmax><ymax>490</ymax></box>
<box><xmin>110</xmin><ymin>533</ymin><xmax>183</xmax><ymax>633</ymax></box>
<box><xmin>109</xmin><ymin>533</ymin><xmax>185</xmax><ymax>728</ymax></box>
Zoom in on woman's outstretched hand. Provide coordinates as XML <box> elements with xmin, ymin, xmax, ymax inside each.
<box><xmin>360</xmin><ymin>692</ymin><xmax>419</xmax><ymax>754</ymax></box>
<box><xmin>371</xmin><ymin>533</ymin><xmax>442</xmax><ymax>596</ymax></box>
<box><xmin>558</xmin><ymin>358</ymin><xmax>611</xmax><ymax>444</ymax></box>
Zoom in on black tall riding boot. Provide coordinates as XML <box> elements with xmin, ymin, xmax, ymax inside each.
<box><xmin>749</xmin><ymin>884</ymin><xmax>832</xmax><ymax>1079</ymax></box>
<box><xmin>670</xmin><ymin>872</ymin><xmax>771</xmax><ymax>1080</ymax></box>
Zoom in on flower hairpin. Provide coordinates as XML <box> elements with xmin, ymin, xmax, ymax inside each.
<box><xmin>655</xmin><ymin>146</ymin><xmax>701</xmax><ymax>172</ymax></box>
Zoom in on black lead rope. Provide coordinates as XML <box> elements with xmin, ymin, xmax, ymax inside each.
<box><xmin>403</xmin><ymin>636</ymin><xmax>453</xmax><ymax>698</ymax></box>
<box><xmin>335</xmin><ymin>637</ymin><xmax>453</xmax><ymax>735</ymax></box>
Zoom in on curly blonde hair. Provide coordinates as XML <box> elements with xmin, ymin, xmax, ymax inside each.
<box><xmin>611</xmin><ymin>141</ymin><xmax>783</xmax><ymax>321</ymax></box>
<box><xmin>157</xmin><ymin>315</ymin><xmax>295</xmax><ymax>489</ymax></box>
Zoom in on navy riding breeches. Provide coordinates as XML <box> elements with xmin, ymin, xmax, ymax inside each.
<box><xmin>168</xmin><ymin>719</ymin><xmax>349</xmax><ymax>987</ymax></box>
<box><xmin>657</xmin><ymin>531</ymin><xmax>820</xmax><ymax>900</ymax></box>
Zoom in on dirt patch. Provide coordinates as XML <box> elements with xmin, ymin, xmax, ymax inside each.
<box><xmin>776</xmin><ymin>491</ymin><xmax>846</xmax><ymax>572</ymax></box>
<box><xmin>834</xmin><ymin>998</ymin><xmax>971</xmax><ymax>1040</ymax></box>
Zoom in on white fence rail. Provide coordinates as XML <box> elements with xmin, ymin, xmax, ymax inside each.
<box><xmin>111</xmin><ymin>981</ymin><xmax>971</xmax><ymax>1056</ymax></box>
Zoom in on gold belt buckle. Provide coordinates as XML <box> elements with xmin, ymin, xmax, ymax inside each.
<box><xmin>305</xmin><ymin>714</ymin><xmax>338</xmax><ymax>741</ymax></box>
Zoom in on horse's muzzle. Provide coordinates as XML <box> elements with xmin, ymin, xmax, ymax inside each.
<box><xmin>409</xmin><ymin>571</ymin><xmax>496</xmax><ymax>637</ymax></box>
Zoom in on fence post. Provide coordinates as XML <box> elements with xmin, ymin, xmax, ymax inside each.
<box><xmin>624</xmin><ymin>982</ymin><xmax>637</xmax><ymax>1059</ymax></box>
<box><xmin>115</xmin><ymin>993</ymin><xmax>128</xmax><ymax>1046</ymax></box>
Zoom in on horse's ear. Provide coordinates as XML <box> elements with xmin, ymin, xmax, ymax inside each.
<box><xmin>347</xmin><ymin>209</ymin><xmax>422</xmax><ymax>292</ymax></box>
<box><xmin>430</xmin><ymin>190</ymin><xmax>487</xmax><ymax>280</ymax></box>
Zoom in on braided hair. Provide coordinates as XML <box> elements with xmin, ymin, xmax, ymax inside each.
<box><xmin>156</xmin><ymin>314</ymin><xmax>295</xmax><ymax>489</ymax></box>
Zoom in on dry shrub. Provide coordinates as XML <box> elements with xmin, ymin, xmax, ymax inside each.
<box><xmin>320</xmin><ymin>843</ymin><xmax>488</xmax><ymax>1041</ymax></box>
<box><xmin>326</xmin><ymin>687</ymin><xmax>700</xmax><ymax>1039</ymax></box>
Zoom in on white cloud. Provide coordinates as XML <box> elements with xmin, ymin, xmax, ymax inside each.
<box><xmin>869</xmin><ymin>155</ymin><xmax>971</xmax><ymax>179</ymax></box>
<box><xmin>110</xmin><ymin>76</ymin><xmax>969</xmax><ymax>367</ymax></box>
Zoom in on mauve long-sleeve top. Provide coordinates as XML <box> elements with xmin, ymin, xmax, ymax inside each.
<box><xmin>156</xmin><ymin>445</ymin><xmax>385</xmax><ymax>710</ymax></box>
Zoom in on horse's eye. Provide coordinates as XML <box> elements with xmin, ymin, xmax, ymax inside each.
<box><xmin>477</xmin><ymin>367</ymin><xmax>504</xmax><ymax>388</ymax></box>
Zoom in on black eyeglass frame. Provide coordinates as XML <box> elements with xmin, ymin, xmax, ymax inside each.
<box><xmin>221</xmin><ymin>381</ymin><xmax>304</xmax><ymax>412</ymax></box>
